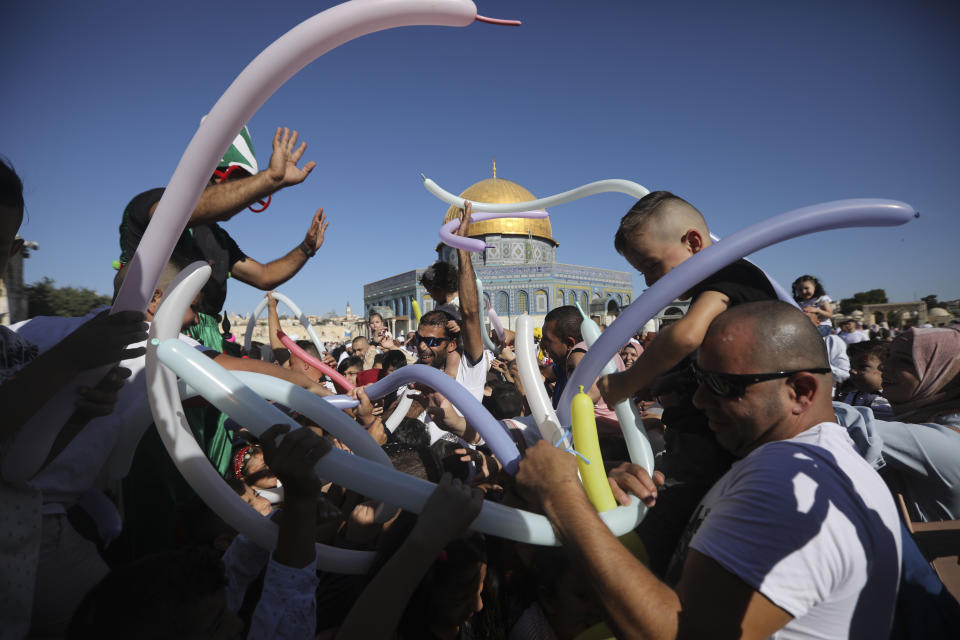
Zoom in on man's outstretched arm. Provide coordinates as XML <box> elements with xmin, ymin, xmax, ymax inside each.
<box><xmin>516</xmin><ymin>441</ymin><xmax>791</xmax><ymax>640</ymax></box>
<box><xmin>455</xmin><ymin>202</ymin><xmax>484</xmax><ymax>365</ymax></box>
<box><xmin>147</xmin><ymin>127</ymin><xmax>316</xmax><ymax>227</ymax></box>
<box><xmin>231</xmin><ymin>208</ymin><xmax>327</xmax><ymax>290</ymax></box>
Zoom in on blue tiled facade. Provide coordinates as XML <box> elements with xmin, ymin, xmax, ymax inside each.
<box><xmin>364</xmin><ymin>235</ymin><xmax>632</xmax><ymax>333</ymax></box>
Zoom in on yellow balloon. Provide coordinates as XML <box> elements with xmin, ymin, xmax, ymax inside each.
<box><xmin>570</xmin><ymin>385</ymin><xmax>618</xmax><ymax>512</ymax></box>
<box><xmin>411</xmin><ymin>300</ymin><xmax>422</xmax><ymax>324</ymax></box>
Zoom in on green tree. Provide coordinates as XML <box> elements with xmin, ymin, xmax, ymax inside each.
<box><xmin>921</xmin><ymin>294</ymin><xmax>940</xmax><ymax>309</ymax></box>
<box><xmin>838</xmin><ymin>289</ymin><xmax>888</xmax><ymax>315</ymax></box>
<box><xmin>25</xmin><ymin>277</ymin><xmax>111</xmax><ymax>318</ymax></box>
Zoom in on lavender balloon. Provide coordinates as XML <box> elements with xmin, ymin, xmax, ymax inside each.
<box><xmin>440</xmin><ymin>210</ymin><xmax>549</xmax><ymax>253</ymax></box>
<box><xmin>362</xmin><ymin>364</ymin><xmax>522</xmax><ymax>473</ymax></box>
<box><xmin>558</xmin><ymin>198</ymin><xmax>918</xmax><ymax>425</ymax></box>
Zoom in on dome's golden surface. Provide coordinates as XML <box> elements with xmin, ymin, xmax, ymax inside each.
<box><xmin>442</xmin><ymin>177</ymin><xmax>556</xmax><ymax>244</ymax></box>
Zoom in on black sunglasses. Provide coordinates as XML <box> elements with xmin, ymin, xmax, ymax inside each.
<box><xmin>690</xmin><ymin>361</ymin><xmax>831</xmax><ymax>399</ymax></box>
<box><xmin>414</xmin><ymin>333</ymin><xmax>449</xmax><ymax>348</ymax></box>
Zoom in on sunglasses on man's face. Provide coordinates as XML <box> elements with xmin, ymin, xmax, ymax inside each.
<box><xmin>690</xmin><ymin>361</ymin><xmax>831</xmax><ymax>399</ymax></box>
<box><xmin>414</xmin><ymin>334</ymin><xmax>449</xmax><ymax>348</ymax></box>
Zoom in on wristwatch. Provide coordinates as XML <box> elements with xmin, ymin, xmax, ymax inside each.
<box><xmin>298</xmin><ymin>241</ymin><xmax>316</xmax><ymax>258</ymax></box>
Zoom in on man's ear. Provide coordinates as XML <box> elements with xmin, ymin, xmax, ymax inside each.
<box><xmin>683</xmin><ymin>229</ymin><xmax>705</xmax><ymax>254</ymax></box>
<box><xmin>789</xmin><ymin>372</ymin><xmax>821</xmax><ymax>412</ymax></box>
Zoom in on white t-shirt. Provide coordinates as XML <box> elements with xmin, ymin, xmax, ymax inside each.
<box><xmin>668</xmin><ymin>423</ymin><xmax>902</xmax><ymax>640</ymax></box>
<box><xmin>10</xmin><ymin>310</ymin><xmax>210</xmax><ymax>508</ymax></box>
<box><xmin>420</xmin><ymin>350</ymin><xmax>492</xmax><ymax>445</ymax></box>
<box><xmin>798</xmin><ymin>295</ymin><xmax>833</xmax><ymax>327</ymax></box>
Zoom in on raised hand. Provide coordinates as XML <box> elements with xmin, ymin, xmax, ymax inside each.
<box><xmin>55</xmin><ymin>310</ymin><xmax>148</xmax><ymax>370</ymax></box>
<box><xmin>259</xmin><ymin>423</ymin><xmax>330</xmax><ymax>501</ymax></box>
<box><xmin>302</xmin><ymin>207</ymin><xmax>328</xmax><ymax>253</ymax></box>
<box><xmin>265</xmin><ymin>126</ymin><xmax>316</xmax><ymax>188</ymax></box>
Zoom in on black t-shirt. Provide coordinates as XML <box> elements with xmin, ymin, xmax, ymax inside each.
<box><xmin>119</xmin><ymin>188</ymin><xmax>246</xmax><ymax>315</ymax></box>
<box><xmin>684</xmin><ymin>258</ymin><xmax>778</xmax><ymax>307</ymax></box>
<box><xmin>656</xmin><ymin>258</ymin><xmax>779</xmax><ymax>396</ymax></box>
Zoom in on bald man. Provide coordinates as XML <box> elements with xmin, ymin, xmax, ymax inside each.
<box><xmin>517</xmin><ymin>301</ymin><xmax>902</xmax><ymax>639</ymax></box>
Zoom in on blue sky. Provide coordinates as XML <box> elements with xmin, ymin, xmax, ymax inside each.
<box><xmin>3</xmin><ymin>1</ymin><xmax>957</xmax><ymax>317</ymax></box>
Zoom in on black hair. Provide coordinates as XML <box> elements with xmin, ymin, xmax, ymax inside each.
<box><xmin>419</xmin><ymin>260</ymin><xmax>459</xmax><ymax>295</ymax></box>
<box><xmin>419</xmin><ymin>309</ymin><xmax>455</xmax><ymax>338</ymax></box>
<box><xmin>387</xmin><ymin>417</ymin><xmax>430</xmax><ymax>448</ymax></box>
<box><xmin>847</xmin><ymin>340</ymin><xmax>889</xmax><ymax>363</ymax></box>
<box><xmin>483</xmin><ymin>382</ymin><xmax>524</xmax><ymax>419</ymax></box>
<box><xmin>791</xmin><ymin>275</ymin><xmax>827</xmax><ymax>301</ymax></box>
<box><xmin>373</xmin><ymin>353</ymin><xmax>385</xmax><ymax>367</ymax></box>
<box><xmin>543</xmin><ymin>305</ymin><xmax>583</xmax><ymax>343</ymax></box>
<box><xmin>614</xmin><ymin>190</ymin><xmax>697</xmax><ymax>255</ymax></box>
<box><xmin>383</xmin><ymin>441</ymin><xmax>443</xmax><ymax>482</ymax></box>
<box><xmin>295</xmin><ymin>339</ymin><xmax>321</xmax><ymax>360</ymax></box>
<box><xmin>67</xmin><ymin>546</ymin><xmax>227</xmax><ymax>639</ymax></box>
<box><xmin>247</xmin><ymin>341</ymin><xmax>263</xmax><ymax>360</ymax></box>
<box><xmin>369</xmin><ymin>311</ymin><xmax>384</xmax><ymax>322</ymax></box>
<box><xmin>382</xmin><ymin>349</ymin><xmax>408</xmax><ymax>372</ymax></box>
<box><xmin>337</xmin><ymin>355</ymin><xmax>363</xmax><ymax>374</ymax></box>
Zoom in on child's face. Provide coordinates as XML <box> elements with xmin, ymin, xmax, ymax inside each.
<box><xmin>621</xmin><ymin>230</ymin><xmax>692</xmax><ymax>286</ymax></box>
<box><xmin>798</xmin><ymin>280</ymin><xmax>816</xmax><ymax>300</ymax></box>
<box><xmin>850</xmin><ymin>354</ymin><xmax>883</xmax><ymax>393</ymax></box>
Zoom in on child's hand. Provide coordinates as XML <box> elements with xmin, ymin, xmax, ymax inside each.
<box><xmin>412</xmin><ymin>473</ymin><xmax>484</xmax><ymax>548</ymax></box>
<box><xmin>607</xmin><ymin>462</ymin><xmax>664</xmax><ymax>508</ymax></box>
<box><xmin>598</xmin><ymin>370</ymin><xmax>632</xmax><ymax>407</ymax></box>
<box><xmin>259</xmin><ymin>424</ymin><xmax>330</xmax><ymax>501</ymax></box>
<box><xmin>348</xmin><ymin>386</ymin><xmax>376</xmax><ymax>425</ymax></box>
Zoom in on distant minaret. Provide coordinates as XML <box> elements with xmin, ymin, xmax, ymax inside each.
<box><xmin>345</xmin><ymin>301</ymin><xmax>351</xmax><ymax>316</ymax></box>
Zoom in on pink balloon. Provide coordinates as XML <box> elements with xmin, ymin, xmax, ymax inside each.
<box><xmin>278</xmin><ymin>329</ymin><xmax>354</xmax><ymax>393</ymax></box>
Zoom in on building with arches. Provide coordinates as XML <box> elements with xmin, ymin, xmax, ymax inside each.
<box><xmin>362</xmin><ymin>168</ymin><xmax>633</xmax><ymax>336</ymax></box>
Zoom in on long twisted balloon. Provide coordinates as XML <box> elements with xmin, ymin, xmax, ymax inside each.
<box><xmin>557</xmin><ymin>199</ymin><xmax>918</xmax><ymax>425</ymax></box>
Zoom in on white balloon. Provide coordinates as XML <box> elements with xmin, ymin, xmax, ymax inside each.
<box><xmin>515</xmin><ymin>315</ymin><xmax>566</xmax><ymax>447</ymax></box>
<box><xmin>146</xmin><ymin>262</ymin><xmax>376</xmax><ymax>573</ymax></box>
<box><xmin>424</xmin><ymin>177</ymin><xmax>650</xmax><ymax>213</ymax></box>
<box><xmin>243</xmin><ymin>291</ymin><xmax>324</xmax><ymax>355</ymax></box>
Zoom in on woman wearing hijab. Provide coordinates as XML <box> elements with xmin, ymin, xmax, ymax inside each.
<box><xmin>883</xmin><ymin>326</ymin><xmax>960</xmax><ymax>425</ymax></box>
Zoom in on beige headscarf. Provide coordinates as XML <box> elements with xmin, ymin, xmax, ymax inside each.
<box><xmin>892</xmin><ymin>326</ymin><xmax>960</xmax><ymax>422</ymax></box>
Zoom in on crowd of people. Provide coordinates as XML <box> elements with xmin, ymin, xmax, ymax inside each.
<box><xmin>2</xmin><ymin>126</ymin><xmax>960</xmax><ymax>640</ymax></box>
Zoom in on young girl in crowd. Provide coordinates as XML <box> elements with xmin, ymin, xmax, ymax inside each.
<box><xmin>792</xmin><ymin>274</ymin><xmax>834</xmax><ymax>336</ymax></box>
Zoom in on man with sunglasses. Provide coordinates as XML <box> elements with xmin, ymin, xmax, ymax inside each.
<box><xmin>405</xmin><ymin>203</ymin><xmax>491</xmax><ymax>446</ymax></box>
<box><xmin>118</xmin><ymin>125</ymin><xmax>327</xmax><ymax>354</ymax></box>
<box><xmin>517</xmin><ymin>301</ymin><xmax>901</xmax><ymax>639</ymax></box>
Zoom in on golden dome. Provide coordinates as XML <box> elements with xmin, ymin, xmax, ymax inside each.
<box><xmin>442</xmin><ymin>176</ymin><xmax>556</xmax><ymax>245</ymax></box>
